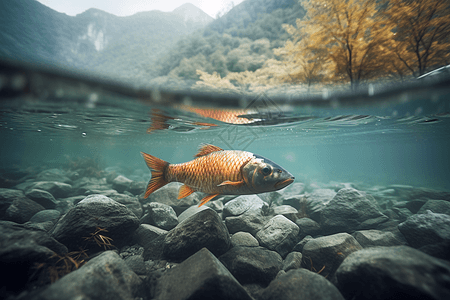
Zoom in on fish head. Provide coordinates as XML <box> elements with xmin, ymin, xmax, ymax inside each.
<box><xmin>242</xmin><ymin>154</ymin><xmax>295</xmax><ymax>193</ymax></box>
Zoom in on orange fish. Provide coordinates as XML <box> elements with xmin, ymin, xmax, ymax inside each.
<box><xmin>141</xmin><ymin>144</ymin><xmax>295</xmax><ymax>206</ymax></box>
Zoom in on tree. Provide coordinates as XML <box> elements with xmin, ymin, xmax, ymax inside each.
<box><xmin>282</xmin><ymin>0</ymin><xmax>393</xmax><ymax>89</ymax></box>
<box><xmin>384</xmin><ymin>0</ymin><xmax>450</xmax><ymax>77</ymax></box>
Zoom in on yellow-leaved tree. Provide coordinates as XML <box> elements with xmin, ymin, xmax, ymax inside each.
<box><xmin>280</xmin><ymin>0</ymin><xmax>394</xmax><ymax>89</ymax></box>
<box><xmin>384</xmin><ymin>0</ymin><xmax>450</xmax><ymax>77</ymax></box>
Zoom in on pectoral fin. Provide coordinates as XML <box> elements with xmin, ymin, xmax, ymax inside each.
<box><xmin>178</xmin><ymin>184</ymin><xmax>195</xmax><ymax>199</ymax></box>
<box><xmin>198</xmin><ymin>194</ymin><xmax>220</xmax><ymax>207</ymax></box>
<box><xmin>217</xmin><ymin>180</ymin><xmax>244</xmax><ymax>187</ymax></box>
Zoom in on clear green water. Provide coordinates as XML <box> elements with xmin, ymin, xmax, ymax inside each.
<box><xmin>1</xmin><ymin>66</ymin><xmax>450</xmax><ymax>193</ymax></box>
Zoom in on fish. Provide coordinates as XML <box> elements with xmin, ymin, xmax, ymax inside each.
<box><xmin>141</xmin><ymin>144</ymin><xmax>295</xmax><ymax>207</ymax></box>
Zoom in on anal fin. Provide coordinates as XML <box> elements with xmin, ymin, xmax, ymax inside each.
<box><xmin>178</xmin><ymin>184</ymin><xmax>195</xmax><ymax>199</ymax></box>
<box><xmin>198</xmin><ymin>194</ymin><xmax>220</xmax><ymax>207</ymax></box>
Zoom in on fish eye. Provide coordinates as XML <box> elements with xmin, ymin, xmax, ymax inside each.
<box><xmin>262</xmin><ymin>166</ymin><xmax>272</xmax><ymax>176</ymax></box>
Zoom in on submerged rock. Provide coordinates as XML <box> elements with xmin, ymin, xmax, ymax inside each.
<box><xmin>163</xmin><ymin>209</ymin><xmax>231</xmax><ymax>261</ymax></box>
<box><xmin>25</xmin><ymin>189</ymin><xmax>57</xmax><ymax>209</ymax></box>
<box><xmin>256</xmin><ymin>215</ymin><xmax>299</xmax><ymax>258</ymax></box>
<box><xmin>111</xmin><ymin>175</ymin><xmax>132</xmax><ymax>193</ymax></box>
<box><xmin>26</xmin><ymin>251</ymin><xmax>144</xmax><ymax>300</ymax></box>
<box><xmin>282</xmin><ymin>251</ymin><xmax>303</xmax><ymax>272</ymax></box>
<box><xmin>417</xmin><ymin>200</ymin><xmax>450</xmax><ymax>216</ymax></box>
<box><xmin>225</xmin><ymin>195</ymin><xmax>270</xmax><ymax>235</ymax></box>
<box><xmin>149</xmin><ymin>247</ymin><xmax>252</xmax><ymax>300</ymax></box>
<box><xmin>302</xmin><ymin>232</ymin><xmax>363</xmax><ymax>283</ymax></box>
<box><xmin>352</xmin><ymin>229</ymin><xmax>406</xmax><ymax>248</ymax></box>
<box><xmin>145</xmin><ymin>202</ymin><xmax>178</xmax><ymax>230</ymax></box>
<box><xmin>3</xmin><ymin>195</ymin><xmax>45</xmax><ymax>223</ymax></box>
<box><xmin>219</xmin><ymin>246</ymin><xmax>283</xmax><ymax>287</ymax></box>
<box><xmin>320</xmin><ymin>188</ymin><xmax>388</xmax><ymax>234</ymax></box>
<box><xmin>231</xmin><ymin>231</ymin><xmax>259</xmax><ymax>247</ymax></box>
<box><xmin>260</xmin><ymin>268</ymin><xmax>345</xmax><ymax>300</ymax></box>
<box><xmin>398</xmin><ymin>210</ymin><xmax>450</xmax><ymax>249</ymax></box>
<box><xmin>27</xmin><ymin>181</ymin><xmax>73</xmax><ymax>198</ymax></box>
<box><xmin>29</xmin><ymin>209</ymin><xmax>61</xmax><ymax>224</ymax></box>
<box><xmin>336</xmin><ymin>246</ymin><xmax>450</xmax><ymax>300</ymax></box>
<box><xmin>51</xmin><ymin>194</ymin><xmax>140</xmax><ymax>252</ymax></box>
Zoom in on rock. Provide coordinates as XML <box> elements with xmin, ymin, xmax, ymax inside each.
<box><xmin>418</xmin><ymin>200</ymin><xmax>450</xmax><ymax>216</ymax></box>
<box><xmin>398</xmin><ymin>210</ymin><xmax>450</xmax><ymax>249</ymax></box>
<box><xmin>388</xmin><ymin>185</ymin><xmax>450</xmax><ymax>202</ymax></box>
<box><xmin>4</xmin><ymin>196</ymin><xmax>45</xmax><ymax>223</ymax></box>
<box><xmin>25</xmin><ymin>189</ymin><xmax>57</xmax><ymax>209</ymax></box>
<box><xmin>108</xmin><ymin>193</ymin><xmax>143</xmax><ymax>218</ymax></box>
<box><xmin>260</xmin><ymin>183</ymin><xmax>306</xmax><ymax>206</ymax></box>
<box><xmin>112</xmin><ymin>175</ymin><xmax>132</xmax><ymax>193</ymax></box>
<box><xmin>29</xmin><ymin>209</ymin><xmax>61</xmax><ymax>224</ymax></box>
<box><xmin>260</xmin><ymin>268</ymin><xmax>345</xmax><ymax>300</ymax></box>
<box><xmin>150</xmin><ymin>248</ymin><xmax>252</xmax><ymax>300</ymax></box>
<box><xmin>223</xmin><ymin>195</ymin><xmax>268</xmax><ymax>218</ymax></box>
<box><xmin>304</xmin><ymin>189</ymin><xmax>337</xmax><ymax>221</ymax></box>
<box><xmin>219</xmin><ymin>246</ymin><xmax>283</xmax><ymax>286</ymax></box>
<box><xmin>282</xmin><ymin>251</ymin><xmax>303</xmax><ymax>272</ymax></box>
<box><xmin>320</xmin><ymin>188</ymin><xmax>388</xmax><ymax>235</ymax></box>
<box><xmin>51</xmin><ymin>194</ymin><xmax>140</xmax><ymax>252</ymax></box>
<box><xmin>231</xmin><ymin>232</ymin><xmax>259</xmax><ymax>247</ymax></box>
<box><xmin>124</xmin><ymin>255</ymin><xmax>147</xmax><ymax>275</ymax></box>
<box><xmin>302</xmin><ymin>232</ymin><xmax>363</xmax><ymax>283</ymax></box>
<box><xmin>336</xmin><ymin>246</ymin><xmax>450</xmax><ymax>300</ymax></box>
<box><xmin>143</xmin><ymin>234</ymin><xmax>166</xmax><ymax>261</ymax></box>
<box><xmin>293</xmin><ymin>235</ymin><xmax>314</xmax><ymax>252</ymax></box>
<box><xmin>28</xmin><ymin>251</ymin><xmax>144</xmax><ymax>300</ymax></box>
<box><xmin>145</xmin><ymin>183</ymin><xmax>201</xmax><ymax>208</ymax></box>
<box><xmin>134</xmin><ymin>224</ymin><xmax>167</xmax><ymax>250</ymax></box>
<box><xmin>296</xmin><ymin>217</ymin><xmax>321</xmax><ymax>237</ymax></box>
<box><xmin>273</xmin><ymin>205</ymin><xmax>298</xmax><ymax>222</ymax></box>
<box><xmin>163</xmin><ymin>209</ymin><xmax>231</xmax><ymax>261</ymax></box>
<box><xmin>352</xmin><ymin>229</ymin><xmax>406</xmax><ymax>248</ymax></box>
<box><xmin>0</xmin><ymin>188</ymin><xmax>26</xmax><ymax>218</ymax></box>
<box><xmin>177</xmin><ymin>205</ymin><xmax>210</xmax><ymax>223</ymax></box>
<box><xmin>0</xmin><ymin>221</ymin><xmax>67</xmax><ymax>295</ymax></box>
<box><xmin>225</xmin><ymin>195</ymin><xmax>270</xmax><ymax>235</ymax></box>
<box><xmin>145</xmin><ymin>202</ymin><xmax>178</xmax><ymax>230</ymax></box>
<box><xmin>256</xmin><ymin>215</ymin><xmax>299</xmax><ymax>258</ymax></box>
<box><xmin>28</xmin><ymin>181</ymin><xmax>73</xmax><ymax>198</ymax></box>
<box><xmin>391</xmin><ymin>207</ymin><xmax>413</xmax><ymax>221</ymax></box>
<box><xmin>36</xmin><ymin>169</ymin><xmax>71</xmax><ymax>184</ymax></box>
<box><xmin>127</xmin><ymin>181</ymin><xmax>146</xmax><ymax>195</ymax></box>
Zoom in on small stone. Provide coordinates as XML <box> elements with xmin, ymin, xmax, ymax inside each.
<box><xmin>282</xmin><ymin>251</ymin><xmax>303</xmax><ymax>272</ymax></box>
<box><xmin>29</xmin><ymin>209</ymin><xmax>61</xmax><ymax>224</ymax></box>
<box><xmin>25</xmin><ymin>189</ymin><xmax>57</xmax><ymax>209</ymax></box>
<box><xmin>273</xmin><ymin>205</ymin><xmax>298</xmax><ymax>222</ymax></box>
<box><xmin>146</xmin><ymin>202</ymin><xmax>178</xmax><ymax>230</ymax></box>
<box><xmin>231</xmin><ymin>232</ymin><xmax>259</xmax><ymax>247</ymax></box>
<box><xmin>352</xmin><ymin>229</ymin><xmax>406</xmax><ymax>248</ymax></box>
<box><xmin>112</xmin><ymin>175</ymin><xmax>133</xmax><ymax>193</ymax></box>
<box><xmin>256</xmin><ymin>215</ymin><xmax>299</xmax><ymax>258</ymax></box>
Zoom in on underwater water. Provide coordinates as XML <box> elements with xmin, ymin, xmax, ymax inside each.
<box><xmin>2</xmin><ymin>61</ymin><xmax>450</xmax><ymax>300</ymax></box>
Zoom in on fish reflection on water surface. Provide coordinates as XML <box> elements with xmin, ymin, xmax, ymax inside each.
<box><xmin>141</xmin><ymin>144</ymin><xmax>295</xmax><ymax>206</ymax></box>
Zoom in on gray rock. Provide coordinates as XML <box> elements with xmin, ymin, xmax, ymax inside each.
<box><xmin>336</xmin><ymin>246</ymin><xmax>450</xmax><ymax>300</ymax></box>
<box><xmin>282</xmin><ymin>251</ymin><xmax>303</xmax><ymax>272</ymax></box>
<box><xmin>296</xmin><ymin>217</ymin><xmax>321</xmax><ymax>237</ymax></box>
<box><xmin>320</xmin><ymin>188</ymin><xmax>388</xmax><ymax>234</ymax></box>
<box><xmin>0</xmin><ymin>188</ymin><xmax>26</xmax><ymax>218</ymax></box>
<box><xmin>353</xmin><ymin>229</ymin><xmax>406</xmax><ymax>248</ymax></box>
<box><xmin>177</xmin><ymin>205</ymin><xmax>210</xmax><ymax>223</ymax></box>
<box><xmin>51</xmin><ymin>194</ymin><xmax>140</xmax><ymax>252</ymax></box>
<box><xmin>36</xmin><ymin>169</ymin><xmax>71</xmax><ymax>184</ymax></box>
<box><xmin>398</xmin><ymin>210</ymin><xmax>450</xmax><ymax>248</ymax></box>
<box><xmin>260</xmin><ymin>268</ymin><xmax>345</xmax><ymax>300</ymax></box>
<box><xmin>146</xmin><ymin>202</ymin><xmax>178</xmax><ymax>230</ymax></box>
<box><xmin>143</xmin><ymin>234</ymin><xmax>166</xmax><ymax>261</ymax></box>
<box><xmin>418</xmin><ymin>200</ymin><xmax>450</xmax><ymax>216</ymax></box>
<box><xmin>145</xmin><ymin>183</ymin><xmax>201</xmax><ymax>208</ymax></box>
<box><xmin>25</xmin><ymin>189</ymin><xmax>57</xmax><ymax>209</ymax></box>
<box><xmin>302</xmin><ymin>232</ymin><xmax>363</xmax><ymax>283</ymax></box>
<box><xmin>293</xmin><ymin>235</ymin><xmax>314</xmax><ymax>252</ymax></box>
<box><xmin>29</xmin><ymin>209</ymin><xmax>61</xmax><ymax>224</ymax></box>
<box><xmin>256</xmin><ymin>215</ymin><xmax>299</xmax><ymax>258</ymax></box>
<box><xmin>29</xmin><ymin>251</ymin><xmax>144</xmax><ymax>300</ymax></box>
<box><xmin>163</xmin><ymin>209</ymin><xmax>231</xmax><ymax>261</ymax></box>
<box><xmin>4</xmin><ymin>196</ymin><xmax>45</xmax><ymax>223</ymax></box>
<box><xmin>304</xmin><ymin>189</ymin><xmax>337</xmax><ymax>221</ymax></box>
<box><xmin>391</xmin><ymin>207</ymin><xmax>413</xmax><ymax>221</ymax></box>
<box><xmin>133</xmin><ymin>224</ymin><xmax>167</xmax><ymax>249</ymax></box>
<box><xmin>124</xmin><ymin>255</ymin><xmax>147</xmax><ymax>275</ymax></box>
<box><xmin>28</xmin><ymin>181</ymin><xmax>73</xmax><ymax>198</ymax></box>
<box><xmin>0</xmin><ymin>221</ymin><xmax>67</xmax><ymax>294</ymax></box>
<box><xmin>127</xmin><ymin>181</ymin><xmax>146</xmax><ymax>195</ymax></box>
<box><xmin>219</xmin><ymin>246</ymin><xmax>283</xmax><ymax>286</ymax></box>
<box><xmin>112</xmin><ymin>175</ymin><xmax>132</xmax><ymax>193</ymax></box>
<box><xmin>273</xmin><ymin>205</ymin><xmax>298</xmax><ymax>222</ymax></box>
<box><xmin>223</xmin><ymin>195</ymin><xmax>268</xmax><ymax>218</ymax></box>
<box><xmin>150</xmin><ymin>248</ymin><xmax>252</xmax><ymax>300</ymax></box>
<box><xmin>108</xmin><ymin>193</ymin><xmax>143</xmax><ymax>218</ymax></box>
<box><xmin>231</xmin><ymin>232</ymin><xmax>259</xmax><ymax>247</ymax></box>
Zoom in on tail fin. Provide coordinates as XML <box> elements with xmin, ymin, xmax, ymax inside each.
<box><xmin>141</xmin><ymin>152</ymin><xmax>170</xmax><ymax>198</ymax></box>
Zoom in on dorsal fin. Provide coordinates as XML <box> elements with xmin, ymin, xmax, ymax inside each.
<box><xmin>195</xmin><ymin>144</ymin><xmax>224</xmax><ymax>157</ymax></box>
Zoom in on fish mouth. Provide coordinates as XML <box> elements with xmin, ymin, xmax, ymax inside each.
<box><xmin>274</xmin><ymin>177</ymin><xmax>294</xmax><ymax>189</ymax></box>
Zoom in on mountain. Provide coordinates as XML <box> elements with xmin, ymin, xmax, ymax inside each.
<box><xmin>0</xmin><ymin>0</ymin><xmax>213</xmax><ymax>84</ymax></box>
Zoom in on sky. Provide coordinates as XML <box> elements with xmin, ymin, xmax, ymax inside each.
<box><xmin>36</xmin><ymin>0</ymin><xmax>244</xmax><ymax>18</ymax></box>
